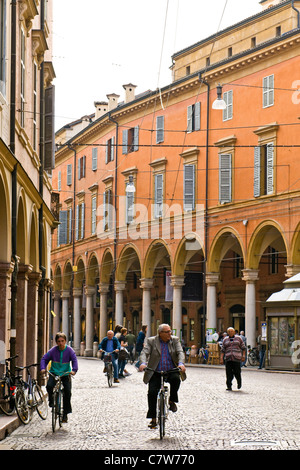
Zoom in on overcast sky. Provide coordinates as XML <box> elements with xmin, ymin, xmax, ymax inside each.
<box><xmin>53</xmin><ymin>0</ymin><xmax>260</xmax><ymax>131</ymax></box>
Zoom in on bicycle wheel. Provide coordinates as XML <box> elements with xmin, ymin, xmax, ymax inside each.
<box><xmin>158</xmin><ymin>392</ymin><xmax>165</xmax><ymax>440</ymax></box>
<box><xmin>33</xmin><ymin>384</ymin><xmax>48</xmax><ymax>420</ymax></box>
<box><xmin>0</xmin><ymin>380</ymin><xmax>15</xmax><ymax>416</ymax></box>
<box><xmin>52</xmin><ymin>388</ymin><xmax>62</xmax><ymax>432</ymax></box>
<box><xmin>248</xmin><ymin>352</ymin><xmax>258</xmax><ymax>366</ymax></box>
<box><xmin>107</xmin><ymin>363</ymin><xmax>113</xmax><ymax>387</ymax></box>
<box><xmin>15</xmin><ymin>387</ymin><xmax>30</xmax><ymax>424</ymax></box>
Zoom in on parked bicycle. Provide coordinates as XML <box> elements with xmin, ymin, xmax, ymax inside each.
<box><xmin>103</xmin><ymin>352</ymin><xmax>114</xmax><ymax>387</ymax></box>
<box><xmin>0</xmin><ymin>355</ymin><xmax>18</xmax><ymax>416</ymax></box>
<box><xmin>146</xmin><ymin>367</ymin><xmax>180</xmax><ymax>440</ymax></box>
<box><xmin>15</xmin><ymin>363</ymin><xmax>48</xmax><ymax>425</ymax></box>
<box><xmin>48</xmin><ymin>371</ymin><xmax>72</xmax><ymax>433</ymax></box>
<box><xmin>247</xmin><ymin>345</ymin><xmax>260</xmax><ymax>366</ymax></box>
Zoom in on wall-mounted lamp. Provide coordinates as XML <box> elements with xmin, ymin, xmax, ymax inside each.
<box><xmin>212</xmin><ymin>84</ymin><xmax>227</xmax><ymax>110</ymax></box>
<box><xmin>126</xmin><ymin>174</ymin><xmax>136</xmax><ymax>193</ymax></box>
<box><xmin>243</xmin><ymin>219</ymin><xmax>248</xmax><ymax>226</ymax></box>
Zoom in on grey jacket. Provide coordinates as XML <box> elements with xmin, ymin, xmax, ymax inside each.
<box><xmin>140</xmin><ymin>335</ymin><xmax>186</xmax><ymax>384</ymax></box>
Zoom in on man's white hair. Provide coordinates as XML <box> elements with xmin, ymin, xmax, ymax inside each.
<box><xmin>158</xmin><ymin>324</ymin><xmax>171</xmax><ymax>334</ymax></box>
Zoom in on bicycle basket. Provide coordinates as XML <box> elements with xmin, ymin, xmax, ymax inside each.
<box><xmin>103</xmin><ymin>354</ymin><xmax>112</xmax><ymax>363</ymax></box>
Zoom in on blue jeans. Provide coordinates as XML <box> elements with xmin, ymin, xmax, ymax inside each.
<box><xmin>111</xmin><ymin>355</ymin><xmax>119</xmax><ymax>379</ymax></box>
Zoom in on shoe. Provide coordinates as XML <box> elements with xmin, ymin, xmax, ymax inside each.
<box><xmin>114</xmin><ymin>378</ymin><xmax>119</xmax><ymax>383</ymax></box>
<box><xmin>62</xmin><ymin>415</ymin><xmax>68</xmax><ymax>423</ymax></box>
<box><xmin>237</xmin><ymin>383</ymin><xmax>242</xmax><ymax>389</ymax></box>
<box><xmin>119</xmin><ymin>374</ymin><xmax>125</xmax><ymax>378</ymax></box>
<box><xmin>226</xmin><ymin>387</ymin><xmax>232</xmax><ymax>391</ymax></box>
<box><xmin>148</xmin><ymin>419</ymin><xmax>157</xmax><ymax>429</ymax></box>
<box><xmin>169</xmin><ymin>401</ymin><xmax>177</xmax><ymax>412</ymax></box>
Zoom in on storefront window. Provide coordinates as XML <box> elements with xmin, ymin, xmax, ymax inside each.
<box><xmin>269</xmin><ymin>316</ymin><xmax>295</xmax><ymax>355</ymax></box>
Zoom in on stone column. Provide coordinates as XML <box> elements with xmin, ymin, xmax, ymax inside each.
<box><xmin>170</xmin><ymin>275</ymin><xmax>185</xmax><ymax>338</ymax></box>
<box><xmin>73</xmin><ymin>288</ymin><xmax>82</xmax><ymax>355</ymax></box>
<box><xmin>99</xmin><ymin>283</ymin><xmax>109</xmax><ymax>341</ymax></box>
<box><xmin>0</xmin><ymin>262</ymin><xmax>14</xmax><ymax>352</ymax></box>
<box><xmin>140</xmin><ymin>278</ymin><xmax>153</xmax><ymax>337</ymax></box>
<box><xmin>285</xmin><ymin>264</ymin><xmax>300</xmax><ymax>278</ymax></box>
<box><xmin>84</xmin><ymin>286</ymin><xmax>96</xmax><ymax>357</ymax></box>
<box><xmin>242</xmin><ymin>269</ymin><xmax>259</xmax><ymax>349</ymax></box>
<box><xmin>206</xmin><ymin>273</ymin><xmax>219</xmax><ymax>331</ymax></box>
<box><xmin>114</xmin><ymin>281</ymin><xmax>126</xmax><ymax>327</ymax></box>
<box><xmin>52</xmin><ymin>291</ymin><xmax>61</xmax><ymax>339</ymax></box>
<box><xmin>61</xmin><ymin>290</ymin><xmax>70</xmax><ymax>340</ymax></box>
<box><xmin>26</xmin><ymin>271</ymin><xmax>41</xmax><ymax>366</ymax></box>
<box><xmin>16</xmin><ymin>264</ymin><xmax>32</xmax><ymax>367</ymax></box>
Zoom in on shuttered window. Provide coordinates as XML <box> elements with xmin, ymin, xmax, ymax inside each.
<box><xmin>223</xmin><ymin>90</ymin><xmax>233</xmax><ymax>121</ymax></box>
<box><xmin>219</xmin><ymin>154</ymin><xmax>232</xmax><ymax>204</ymax></box>
<box><xmin>103</xmin><ymin>189</ymin><xmax>112</xmax><ymax>231</ymax></box>
<box><xmin>122</xmin><ymin>126</ymin><xmax>139</xmax><ymax>154</ymax></box>
<box><xmin>156</xmin><ymin>116</ymin><xmax>164</xmax><ymax>144</ymax></box>
<box><xmin>75</xmin><ymin>203</ymin><xmax>85</xmax><ymax>240</ymax></box>
<box><xmin>253</xmin><ymin>143</ymin><xmax>274</xmax><ymax>197</ymax></box>
<box><xmin>105</xmin><ymin>137</ymin><xmax>115</xmax><ymax>163</ymax></box>
<box><xmin>263</xmin><ymin>74</ymin><xmax>274</xmax><ymax>108</ymax></box>
<box><xmin>126</xmin><ymin>185</ymin><xmax>135</xmax><ymax>224</ymax></box>
<box><xmin>184</xmin><ymin>164</ymin><xmax>195</xmax><ymax>211</ymax></box>
<box><xmin>92</xmin><ymin>148</ymin><xmax>98</xmax><ymax>171</ymax></box>
<box><xmin>187</xmin><ymin>102</ymin><xmax>200</xmax><ymax>132</ymax></box>
<box><xmin>67</xmin><ymin>164</ymin><xmax>72</xmax><ymax>186</ymax></box>
<box><xmin>91</xmin><ymin>196</ymin><xmax>97</xmax><ymax>235</ymax></box>
<box><xmin>154</xmin><ymin>173</ymin><xmax>163</xmax><ymax>218</ymax></box>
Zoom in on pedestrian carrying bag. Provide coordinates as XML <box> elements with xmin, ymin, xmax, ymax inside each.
<box><xmin>118</xmin><ymin>347</ymin><xmax>129</xmax><ymax>361</ymax></box>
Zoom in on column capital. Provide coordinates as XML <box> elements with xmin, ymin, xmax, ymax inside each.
<box><xmin>242</xmin><ymin>269</ymin><xmax>259</xmax><ymax>283</ymax></box>
<box><xmin>0</xmin><ymin>261</ymin><xmax>15</xmax><ymax>278</ymax></box>
<box><xmin>84</xmin><ymin>285</ymin><xmax>96</xmax><ymax>297</ymax></box>
<box><xmin>73</xmin><ymin>288</ymin><xmax>82</xmax><ymax>298</ymax></box>
<box><xmin>170</xmin><ymin>275</ymin><xmax>185</xmax><ymax>288</ymax></box>
<box><xmin>206</xmin><ymin>272</ymin><xmax>220</xmax><ymax>285</ymax></box>
<box><xmin>99</xmin><ymin>282</ymin><xmax>110</xmax><ymax>294</ymax></box>
<box><xmin>140</xmin><ymin>278</ymin><xmax>154</xmax><ymax>290</ymax></box>
<box><xmin>114</xmin><ymin>280</ymin><xmax>126</xmax><ymax>292</ymax></box>
<box><xmin>285</xmin><ymin>264</ymin><xmax>300</xmax><ymax>278</ymax></box>
<box><xmin>61</xmin><ymin>289</ymin><xmax>70</xmax><ymax>299</ymax></box>
<box><xmin>18</xmin><ymin>263</ymin><xmax>33</xmax><ymax>279</ymax></box>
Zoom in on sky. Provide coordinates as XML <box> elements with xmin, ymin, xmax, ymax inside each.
<box><xmin>52</xmin><ymin>0</ymin><xmax>261</xmax><ymax>131</ymax></box>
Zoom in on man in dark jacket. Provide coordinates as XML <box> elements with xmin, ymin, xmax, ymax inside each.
<box><xmin>139</xmin><ymin>324</ymin><xmax>186</xmax><ymax>429</ymax></box>
<box><xmin>220</xmin><ymin>327</ymin><xmax>246</xmax><ymax>391</ymax></box>
<box><xmin>98</xmin><ymin>330</ymin><xmax>121</xmax><ymax>383</ymax></box>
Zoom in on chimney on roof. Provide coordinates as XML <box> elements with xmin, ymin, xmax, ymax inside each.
<box><xmin>94</xmin><ymin>101</ymin><xmax>108</xmax><ymax>119</ymax></box>
<box><xmin>123</xmin><ymin>83</ymin><xmax>137</xmax><ymax>103</ymax></box>
<box><xmin>106</xmin><ymin>93</ymin><xmax>120</xmax><ymax>111</ymax></box>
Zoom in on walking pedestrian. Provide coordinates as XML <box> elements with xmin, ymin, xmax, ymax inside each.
<box><xmin>220</xmin><ymin>327</ymin><xmax>246</xmax><ymax>391</ymax></box>
<box><xmin>135</xmin><ymin>325</ymin><xmax>147</xmax><ymax>369</ymax></box>
<box><xmin>125</xmin><ymin>329</ymin><xmax>136</xmax><ymax>362</ymax></box>
<box><xmin>239</xmin><ymin>330</ymin><xmax>247</xmax><ymax>367</ymax></box>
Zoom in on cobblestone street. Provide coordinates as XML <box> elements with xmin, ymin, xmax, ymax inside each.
<box><xmin>1</xmin><ymin>357</ymin><xmax>300</xmax><ymax>453</ymax></box>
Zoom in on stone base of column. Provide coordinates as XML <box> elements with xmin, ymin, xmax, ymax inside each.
<box><xmin>84</xmin><ymin>349</ymin><xmax>93</xmax><ymax>357</ymax></box>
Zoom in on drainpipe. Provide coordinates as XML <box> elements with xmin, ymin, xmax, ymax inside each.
<box><xmin>9</xmin><ymin>0</ymin><xmax>17</xmax><ymax>374</ymax></box>
<box><xmin>292</xmin><ymin>0</ymin><xmax>300</xmax><ymax>28</ymax></box>
<box><xmin>37</xmin><ymin>0</ymin><xmax>45</xmax><ymax>381</ymax></box>
<box><xmin>108</xmin><ymin>112</ymin><xmax>119</xmax><ymax>323</ymax></box>
<box><xmin>67</xmin><ymin>143</ymin><xmax>77</xmax><ymax>346</ymax></box>
<box><xmin>198</xmin><ymin>72</ymin><xmax>210</xmax><ymax>346</ymax></box>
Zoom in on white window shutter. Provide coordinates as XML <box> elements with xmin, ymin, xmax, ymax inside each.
<box><xmin>254</xmin><ymin>146</ymin><xmax>261</xmax><ymax>198</ymax></box>
<box><xmin>187</xmin><ymin>105</ymin><xmax>193</xmax><ymax>133</ymax></box>
<box><xmin>154</xmin><ymin>173</ymin><xmax>163</xmax><ymax>218</ymax></box>
<box><xmin>133</xmin><ymin>126</ymin><xmax>139</xmax><ymax>151</ymax></box>
<box><xmin>156</xmin><ymin>116</ymin><xmax>164</xmax><ymax>143</ymax></box>
<box><xmin>67</xmin><ymin>164</ymin><xmax>72</xmax><ymax>185</ymax></box>
<box><xmin>266</xmin><ymin>143</ymin><xmax>274</xmax><ymax>194</ymax></box>
<box><xmin>122</xmin><ymin>129</ymin><xmax>128</xmax><ymax>154</ymax></box>
<box><xmin>126</xmin><ymin>188</ymin><xmax>134</xmax><ymax>224</ymax></box>
<box><xmin>184</xmin><ymin>164</ymin><xmax>195</xmax><ymax>211</ymax></box>
<box><xmin>75</xmin><ymin>205</ymin><xmax>79</xmax><ymax>240</ymax></box>
<box><xmin>91</xmin><ymin>196</ymin><xmax>96</xmax><ymax>234</ymax></box>
<box><xmin>194</xmin><ymin>102</ymin><xmax>201</xmax><ymax>131</ymax></box>
<box><xmin>92</xmin><ymin>147</ymin><xmax>97</xmax><ymax>171</ymax></box>
<box><xmin>219</xmin><ymin>154</ymin><xmax>232</xmax><ymax>204</ymax></box>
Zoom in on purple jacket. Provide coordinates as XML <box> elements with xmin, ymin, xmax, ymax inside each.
<box><xmin>40</xmin><ymin>345</ymin><xmax>78</xmax><ymax>376</ymax></box>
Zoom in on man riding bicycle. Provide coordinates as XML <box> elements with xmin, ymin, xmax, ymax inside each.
<box><xmin>40</xmin><ymin>332</ymin><xmax>78</xmax><ymax>423</ymax></box>
<box><xmin>139</xmin><ymin>324</ymin><xmax>186</xmax><ymax>429</ymax></box>
<box><xmin>98</xmin><ymin>330</ymin><xmax>121</xmax><ymax>383</ymax></box>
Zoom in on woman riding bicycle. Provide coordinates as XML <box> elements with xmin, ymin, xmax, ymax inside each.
<box><xmin>40</xmin><ymin>332</ymin><xmax>78</xmax><ymax>423</ymax></box>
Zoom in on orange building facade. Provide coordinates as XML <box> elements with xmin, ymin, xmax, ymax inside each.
<box><xmin>52</xmin><ymin>1</ymin><xmax>300</xmax><ymax>362</ymax></box>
